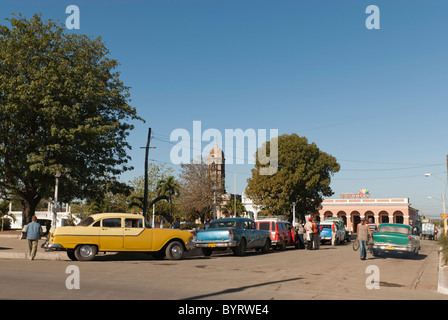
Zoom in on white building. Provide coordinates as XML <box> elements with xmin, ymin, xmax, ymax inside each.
<box><xmin>241</xmin><ymin>194</ymin><xmax>260</xmax><ymax>220</ymax></box>
<box><xmin>8</xmin><ymin>202</ymin><xmax>76</xmax><ymax>229</ymax></box>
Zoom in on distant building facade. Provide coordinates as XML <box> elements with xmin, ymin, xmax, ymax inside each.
<box><xmin>314</xmin><ymin>197</ymin><xmax>419</xmax><ymax>233</ymax></box>
<box><xmin>207</xmin><ymin>144</ymin><xmax>247</xmax><ymax>219</ymax></box>
<box><xmin>207</xmin><ymin>144</ymin><xmax>226</xmax><ymax>193</ymax></box>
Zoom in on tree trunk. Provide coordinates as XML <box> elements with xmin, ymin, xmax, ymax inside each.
<box><xmin>20</xmin><ymin>198</ymin><xmax>39</xmax><ymax>227</ymax></box>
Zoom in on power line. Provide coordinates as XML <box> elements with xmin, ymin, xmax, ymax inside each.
<box><xmin>339</xmin><ymin>163</ymin><xmax>444</xmax><ymax>172</ymax></box>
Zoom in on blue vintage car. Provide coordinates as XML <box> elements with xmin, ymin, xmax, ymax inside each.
<box><xmin>193</xmin><ymin>217</ymin><xmax>271</xmax><ymax>256</ymax></box>
<box><xmin>319</xmin><ymin>219</ymin><xmax>347</xmax><ymax>246</ymax></box>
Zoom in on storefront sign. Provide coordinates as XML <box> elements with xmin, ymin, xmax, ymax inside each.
<box><xmin>340</xmin><ymin>189</ymin><xmax>370</xmax><ymax>198</ymax></box>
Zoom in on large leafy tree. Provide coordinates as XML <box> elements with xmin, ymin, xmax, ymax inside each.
<box><xmin>178</xmin><ymin>162</ymin><xmax>224</xmax><ymax>223</ymax></box>
<box><xmin>245</xmin><ymin>133</ymin><xmax>340</xmax><ymax>219</ymax></box>
<box><xmin>0</xmin><ymin>14</ymin><xmax>143</xmax><ymax>225</ymax></box>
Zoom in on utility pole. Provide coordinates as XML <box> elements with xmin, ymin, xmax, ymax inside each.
<box><xmin>234</xmin><ymin>169</ymin><xmax>237</xmax><ymax>217</ymax></box>
<box><xmin>141</xmin><ymin>127</ymin><xmax>153</xmax><ymax>220</ymax></box>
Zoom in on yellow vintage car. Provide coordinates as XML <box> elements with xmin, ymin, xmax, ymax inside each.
<box><xmin>42</xmin><ymin>213</ymin><xmax>194</xmax><ymax>261</ymax></box>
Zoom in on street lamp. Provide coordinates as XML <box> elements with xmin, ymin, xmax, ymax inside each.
<box><xmin>427</xmin><ymin>194</ymin><xmax>447</xmax><ymax>235</ymax></box>
<box><xmin>213</xmin><ymin>186</ymin><xmax>217</xmax><ymax>220</ymax></box>
<box><xmin>425</xmin><ymin>173</ymin><xmax>448</xmax><ymax>234</ymax></box>
<box><xmin>425</xmin><ymin>173</ymin><xmax>448</xmax><ymax>183</ymax></box>
<box><xmin>53</xmin><ymin>171</ymin><xmax>61</xmax><ymax>229</ymax></box>
<box><xmin>292</xmin><ymin>201</ymin><xmax>296</xmax><ymax>226</ymax></box>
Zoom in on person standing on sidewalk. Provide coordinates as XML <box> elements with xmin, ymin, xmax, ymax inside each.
<box><xmin>304</xmin><ymin>218</ymin><xmax>313</xmax><ymax>250</ymax></box>
<box><xmin>295</xmin><ymin>219</ymin><xmax>305</xmax><ymax>249</ymax></box>
<box><xmin>25</xmin><ymin>216</ymin><xmax>42</xmax><ymax>260</ymax></box>
<box><xmin>311</xmin><ymin>217</ymin><xmax>320</xmax><ymax>250</ymax></box>
<box><xmin>357</xmin><ymin>218</ymin><xmax>372</xmax><ymax>260</ymax></box>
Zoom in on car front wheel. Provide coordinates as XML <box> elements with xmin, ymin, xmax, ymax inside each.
<box><xmin>74</xmin><ymin>244</ymin><xmax>97</xmax><ymax>261</ymax></box>
<box><xmin>67</xmin><ymin>250</ymin><xmax>77</xmax><ymax>261</ymax></box>
<box><xmin>165</xmin><ymin>241</ymin><xmax>185</xmax><ymax>260</ymax></box>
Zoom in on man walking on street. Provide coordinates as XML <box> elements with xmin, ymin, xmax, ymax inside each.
<box><xmin>367</xmin><ymin>218</ymin><xmax>377</xmax><ymax>254</ymax></box>
<box><xmin>357</xmin><ymin>218</ymin><xmax>372</xmax><ymax>260</ymax></box>
<box><xmin>25</xmin><ymin>216</ymin><xmax>42</xmax><ymax>260</ymax></box>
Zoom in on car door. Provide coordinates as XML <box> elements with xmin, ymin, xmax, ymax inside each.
<box><xmin>123</xmin><ymin>217</ymin><xmax>152</xmax><ymax>251</ymax></box>
<box><xmin>100</xmin><ymin>218</ymin><xmax>124</xmax><ymax>251</ymax></box>
<box><xmin>248</xmin><ymin>220</ymin><xmax>263</xmax><ymax>247</ymax></box>
<box><xmin>278</xmin><ymin>222</ymin><xmax>287</xmax><ymax>244</ymax></box>
<box><xmin>243</xmin><ymin>219</ymin><xmax>255</xmax><ymax>248</ymax></box>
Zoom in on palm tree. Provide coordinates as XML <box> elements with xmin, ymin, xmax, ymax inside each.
<box><xmin>221</xmin><ymin>199</ymin><xmax>247</xmax><ymax>217</ymax></box>
<box><xmin>155</xmin><ymin>176</ymin><xmax>180</xmax><ymax>217</ymax></box>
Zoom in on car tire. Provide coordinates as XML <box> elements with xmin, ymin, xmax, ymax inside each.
<box><xmin>74</xmin><ymin>244</ymin><xmax>97</xmax><ymax>261</ymax></box>
<box><xmin>165</xmin><ymin>241</ymin><xmax>185</xmax><ymax>260</ymax></box>
<box><xmin>67</xmin><ymin>250</ymin><xmax>77</xmax><ymax>261</ymax></box>
<box><xmin>202</xmin><ymin>248</ymin><xmax>213</xmax><ymax>256</ymax></box>
<box><xmin>261</xmin><ymin>238</ymin><xmax>271</xmax><ymax>254</ymax></box>
<box><xmin>234</xmin><ymin>238</ymin><xmax>246</xmax><ymax>256</ymax></box>
<box><xmin>280</xmin><ymin>241</ymin><xmax>287</xmax><ymax>251</ymax></box>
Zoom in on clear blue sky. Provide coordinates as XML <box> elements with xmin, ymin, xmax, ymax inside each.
<box><xmin>2</xmin><ymin>0</ymin><xmax>447</xmax><ymax>218</ymax></box>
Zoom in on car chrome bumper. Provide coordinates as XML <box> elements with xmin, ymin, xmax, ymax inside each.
<box><xmin>186</xmin><ymin>242</ymin><xmax>196</xmax><ymax>250</ymax></box>
<box><xmin>372</xmin><ymin>244</ymin><xmax>414</xmax><ymax>252</ymax></box>
<box><xmin>194</xmin><ymin>240</ymin><xmax>237</xmax><ymax>248</ymax></box>
<box><xmin>41</xmin><ymin>242</ymin><xmax>64</xmax><ymax>251</ymax></box>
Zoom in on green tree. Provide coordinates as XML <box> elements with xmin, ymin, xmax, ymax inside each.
<box><xmin>178</xmin><ymin>162</ymin><xmax>223</xmax><ymax>223</ymax></box>
<box><xmin>221</xmin><ymin>199</ymin><xmax>247</xmax><ymax>217</ymax></box>
<box><xmin>154</xmin><ymin>176</ymin><xmax>180</xmax><ymax>218</ymax></box>
<box><xmin>245</xmin><ymin>133</ymin><xmax>340</xmax><ymax>219</ymax></box>
<box><xmin>0</xmin><ymin>14</ymin><xmax>142</xmax><ymax>225</ymax></box>
<box><xmin>127</xmin><ymin>163</ymin><xmax>175</xmax><ymax>211</ymax></box>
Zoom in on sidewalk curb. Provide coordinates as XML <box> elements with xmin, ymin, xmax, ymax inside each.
<box><xmin>437</xmin><ymin>248</ymin><xmax>448</xmax><ymax>294</ymax></box>
<box><xmin>0</xmin><ymin>246</ymin><xmax>203</xmax><ymax>261</ymax></box>
<box><xmin>0</xmin><ymin>251</ymin><xmax>67</xmax><ymax>261</ymax></box>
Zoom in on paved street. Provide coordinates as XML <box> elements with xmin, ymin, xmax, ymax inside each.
<box><xmin>0</xmin><ymin>239</ymin><xmax>445</xmax><ymax>300</ymax></box>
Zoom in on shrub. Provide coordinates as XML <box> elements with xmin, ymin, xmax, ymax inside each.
<box><xmin>438</xmin><ymin>234</ymin><xmax>448</xmax><ymax>264</ymax></box>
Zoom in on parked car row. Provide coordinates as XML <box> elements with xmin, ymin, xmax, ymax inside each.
<box><xmin>41</xmin><ymin>212</ymin><xmax>420</xmax><ymax>261</ymax></box>
<box><xmin>42</xmin><ymin>213</ymin><xmax>303</xmax><ymax>261</ymax></box>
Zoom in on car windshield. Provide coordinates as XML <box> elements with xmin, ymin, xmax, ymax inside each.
<box><xmin>77</xmin><ymin>217</ymin><xmax>94</xmax><ymax>227</ymax></box>
<box><xmin>378</xmin><ymin>225</ymin><xmax>410</xmax><ymax>235</ymax></box>
<box><xmin>209</xmin><ymin>220</ymin><xmax>239</xmax><ymax>229</ymax></box>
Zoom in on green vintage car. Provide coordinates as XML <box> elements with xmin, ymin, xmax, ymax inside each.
<box><xmin>372</xmin><ymin>223</ymin><xmax>420</xmax><ymax>258</ymax></box>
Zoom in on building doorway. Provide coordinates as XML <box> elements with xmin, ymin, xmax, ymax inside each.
<box><xmin>379</xmin><ymin>211</ymin><xmax>389</xmax><ymax>224</ymax></box>
<box><xmin>352</xmin><ymin>211</ymin><xmax>360</xmax><ymax>233</ymax></box>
